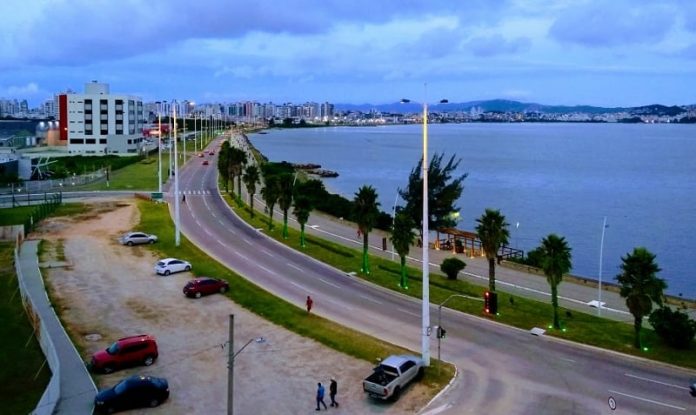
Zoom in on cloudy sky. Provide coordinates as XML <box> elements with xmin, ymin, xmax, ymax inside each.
<box><xmin>2</xmin><ymin>0</ymin><xmax>696</xmax><ymax>108</ymax></box>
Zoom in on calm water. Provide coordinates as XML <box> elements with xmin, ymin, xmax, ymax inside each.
<box><xmin>249</xmin><ymin>123</ymin><xmax>696</xmax><ymax>297</ymax></box>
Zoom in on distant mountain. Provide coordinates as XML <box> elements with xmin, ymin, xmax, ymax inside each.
<box><xmin>334</xmin><ymin>100</ymin><xmax>693</xmax><ymax>115</ymax></box>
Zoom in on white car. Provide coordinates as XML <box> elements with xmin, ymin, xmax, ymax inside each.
<box><xmin>154</xmin><ymin>258</ymin><xmax>192</xmax><ymax>276</ymax></box>
<box><xmin>119</xmin><ymin>232</ymin><xmax>158</xmax><ymax>246</ymax></box>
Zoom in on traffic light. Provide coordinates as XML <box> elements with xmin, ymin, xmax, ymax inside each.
<box><xmin>436</xmin><ymin>326</ymin><xmax>447</xmax><ymax>339</ymax></box>
<box><xmin>484</xmin><ymin>290</ymin><xmax>498</xmax><ymax>314</ymax></box>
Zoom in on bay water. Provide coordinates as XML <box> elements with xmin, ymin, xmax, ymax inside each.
<box><xmin>249</xmin><ymin>123</ymin><xmax>696</xmax><ymax>297</ymax></box>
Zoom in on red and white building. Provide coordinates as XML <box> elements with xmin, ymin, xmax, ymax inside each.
<box><xmin>57</xmin><ymin>81</ymin><xmax>145</xmax><ymax>155</ymax></box>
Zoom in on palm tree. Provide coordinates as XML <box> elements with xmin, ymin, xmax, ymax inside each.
<box><xmin>229</xmin><ymin>148</ymin><xmax>247</xmax><ymax>200</ymax></box>
<box><xmin>293</xmin><ymin>194</ymin><xmax>312</xmax><ymax>247</ymax></box>
<box><xmin>538</xmin><ymin>234</ymin><xmax>572</xmax><ymax>329</ymax></box>
<box><xmin>218</xmin><ymin>141</ymin><xmax>231</xmax><ymax>192</ymax></box>
<box><xmin>242</xmin><ymin>164</ymin><xmax>260</xmax><ymax>217</ymax></box>
<box><xmin>475</xmin><ymin>209</ymin><xmax>510</xmax><ymax>292</ymax></box>
<box><xmin>260</xmin><ymin>174</ymin><xmax>279</xmax><ymax>230</ymax></box>
<box><xmin>390</xmin><ymin>211</ymin><xmax>416</xmax><ymax>289</ymax></box>
<box><xmin>616</xmin><ymin>247</ymin><xmax>667</xmax><ymax>349</ymax></box>
<box><xmin>277</xmin><ymin>173</ymin><xmax>294</xmax><ymax>239</ymax></box>
<box><xmin>353</xmin><ymin>185</ymin><xmax>380</xmax><ymax>275</ymax></box>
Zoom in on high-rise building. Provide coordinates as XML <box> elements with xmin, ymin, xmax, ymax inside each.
<box><xmin>57</xmin><ymin>81</ymin><xmax>144</xmax><ymax>155</ymax></box>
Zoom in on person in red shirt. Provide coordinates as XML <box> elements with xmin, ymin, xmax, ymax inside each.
<box><xmin>306</xmin><ymin>295</ymin><xmax>313</xmax><ymax>314</ymax></box>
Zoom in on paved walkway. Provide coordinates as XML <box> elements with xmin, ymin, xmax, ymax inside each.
<box><xmin>18</xmin><ymin>240</ymin><xmax>96</xmax><ymax>415</ymax></box>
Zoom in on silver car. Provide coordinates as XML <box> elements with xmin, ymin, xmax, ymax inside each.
<box><xmin>154</xmin><ymin>258</ymin><xmax>192</xmax><ymax>276</ymax></box>
<box><xmin>119</xmin><ymin>232</ymin><xmax>158</xmax><ymax>246</ymax></box>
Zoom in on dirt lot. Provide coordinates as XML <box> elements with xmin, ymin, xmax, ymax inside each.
<box><xmin>36</xmin><ymin>200</ymin><xmax>430</xmax><ymax>414</ymax></box>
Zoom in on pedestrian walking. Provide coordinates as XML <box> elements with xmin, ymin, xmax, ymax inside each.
<box><xmin>306</xmin><ymin>295</ymin><xmax>313</xmax><ymax>314</ymax></box>
<box><xmin>356</xmin><ymin>228</ymin><xmax>362</xmax><ymax>239</ymax></box>
<box><xmin>316</xmin><ymin>382</ymin><xmax>328</xmax><ymax>411</ymax></box>
<box><xmin>182</xmin><ymin>193</ymin><xmax>186</xmax><ymax>203</ymax></box>
<box><xmin>329</xmin><ymin>378</ymin><xmax>339</xmax><ymax>407</ymax></box>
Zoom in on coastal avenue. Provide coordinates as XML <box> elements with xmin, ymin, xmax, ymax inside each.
<box><xmin>167</xmin><ymin>135</ymin><xmax>694</xmax><ymax>414</ymax></box>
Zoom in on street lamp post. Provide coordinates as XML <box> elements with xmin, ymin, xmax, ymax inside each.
<box><xmin>391</xmin><ymin>192</ymin><xmax>399</xmax><ymax>261</ymax></box>
<box><xmin>227</xmin><ymin>314</ymin><xmax>265</xmax><ymax>415</ymax></box>
<box><xmin>157</xmin><ymin>113</ymin><xmax>162</xmax><ymax>193</ymax></box>
<box><xmin>597</xmin><ymin>216</ymin><xmax>608</xmax><ymax>316</ymax></box>
<box><xmin>401</xmin><ymin>91</ymin><xmax>447</xmax><ymax>367</ymax></box>
<box><xmin>173</xmin><ymin>107</ymin><xmax>181</xmax><ymax>247</ymax></box>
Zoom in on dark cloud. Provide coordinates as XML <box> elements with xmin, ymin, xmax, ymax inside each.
<box><xmin>464</xmin><ymin>35</ymin><xmax>531</xmax><ymax>57</ymax></box>
<box><xmin>549</xmin><ymin>2</ymin><xmax>676</xmax><ymax>47</ymax></box>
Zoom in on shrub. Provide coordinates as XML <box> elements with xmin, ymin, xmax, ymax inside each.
<box><xmin>440</xmin><ymin>257</ymin><xmax>466</xmax><ymax>280</ymax></box>
<box><xmin>648</xmin><ymin>307</ymin><xmax>696</xmax><ymax>349</ymax></box>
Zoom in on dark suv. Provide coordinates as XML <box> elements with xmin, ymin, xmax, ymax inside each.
<box><xmin>91</xmin><ymin>335</ymin><xmax>159</xmax><ymax>374</ymax></box>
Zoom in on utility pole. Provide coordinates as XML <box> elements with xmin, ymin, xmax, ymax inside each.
<box><xmin>228</xmin><ymin>314</ymin><xmax>234</xmax><ymax>415</ymax></box>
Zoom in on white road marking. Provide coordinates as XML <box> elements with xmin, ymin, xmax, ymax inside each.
<box><xmin>608</xmin><ymin>390</ymin><xmax>685</xmax><ymax>411</ymax></box>
<box><xmin>257</xmin><ymin>264</ymin><xmax>275</xmax><ymax>275</ymax></box>
<box><xmin>242</xmin><ymin>238</ymin><xmax>252</xmax><ymax>245</ymax></box>
<box><xmin>290</xmin><ymin>281</ymin><xmax>308</xmax><ymax>291</ymax></box>
<box><xmin>360</xmin><ymin>294</ymin><xmax>382</xmax><ymax>305</ymax></box>
<box><xmin>319</xmin><ymin>278</ymin><xmax>341</xmax><ymax>289</ymax></box>
<box><xmin>287</xmin><ymin>263</ymin><xmax>303</xmax><ymax>272</ymax></box>
<box><xmin>237</xmin><ymin>253</ymin><xmax>249</xmax><ymax>262</ymax></box>
<box><xmin>262</xmin><ymin>249</ymin><xmax>274</xmax><ymax>257</ymax></box>
<box><xmin>623</xmin><ymin>373</ymin><xmax>690</xmax><ymax>390</ymax></box>
<box><xmin>397</xmin><ymin>307</ymin><xmax>419</xmax><ymax>318</ymax></box>
<box><xmin>559</xmin><ymin>358</ymin><xmax>576</xmax><ymax>363</ymax></box>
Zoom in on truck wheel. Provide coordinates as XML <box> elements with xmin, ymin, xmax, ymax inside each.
<box><xmin>391</xmin><ymin>386</ymin><xmax>401</xmax><ymax>402</ymax></box>
<box><xmin>415</xmin><ymin>367</ymin><xmax>425</xmax><ymax>381</ymax></box>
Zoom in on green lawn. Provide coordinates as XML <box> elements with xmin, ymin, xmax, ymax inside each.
<box><xmin>0</xmin><ymin>203</ymin><xmax>89</xmax><ymax>226</ymax></box>
<box><xmin>0</xmin><ymin>243</ymin><xmax>51</xmax><ymax>414</ymax></box>
<box><xmin>226</xmin><ymin>193</ymin><xmax>696</xmax><ymax>369</ymax></box>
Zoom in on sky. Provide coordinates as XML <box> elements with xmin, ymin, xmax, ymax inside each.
<box><xmin>1</xmin><ymin>0</ymin><xmax>696</xmax><ymax>108</ymax></box>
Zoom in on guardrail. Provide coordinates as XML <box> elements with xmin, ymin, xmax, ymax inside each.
<box><xmin>14</xmin><ymin>244</ymin><xmax>61</xmax><ymax>415</ymax></box>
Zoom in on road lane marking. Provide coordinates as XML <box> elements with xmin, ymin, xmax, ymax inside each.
<box><xmin>559</xmin><ymin>358</ymin><xmax>576</xmax><ymax>363</ymax></box>
<box><xmin>262</xmin><ymin>249</ymin><xmax>274</xmax><ymax>257</ymax></box>
<box><xmin>319</xmin><ymin>278</ymin><xmax>341</xmax><ymax>289</ymax></box>
<box><xmin>237</xmin><ymin>253</ymin><xmax>249</xmax><ymax>261</ymax></box>
<box><xmin>257</xmin><ymin>264</ymin><xmax>275</xmax><ymax>275</ymax></box>
<box><xmin>290</xmin><ymin>281</ymin><xmax>308</xmax><ymax>291</ymax></box>
<box><xmin>243</xmin><ymin>238</ymin><xmax>251</xmax><ymax>245</ymax></box>
<box><xmin>360</xmin><ymin>294</ymin><xmax>382</xmax><ymax>305</ymax></box>
<box><xmin>607</xmin><ymin>390</ymin><xmax>685</xmax><ymax>411</ymax></box>
<box><xmin>623</xmin><ymin>373</ymin><xmax>690</xmax><ymax>390</ymax></box>
<box><xmin>287</xmin><ymin>263</ymin><xmax>303</xmax><ymax>272</ymax></box>
<box><xmin>397</xmin><ymin>307</ymin><xmax>419</xmax><ymax>318</ymax></box>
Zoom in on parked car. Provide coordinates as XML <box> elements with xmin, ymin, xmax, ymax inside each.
<box><xmin>690</xmin><ymin>378</ymin><xmax>696</xmax><ymax>397</ymax></box>
<box><xmin>202</xmin><ymin>160</ymin><xmax>209</xmax><ymax>165</ymax></box>
<box><xmin>90</xmin><ymin>334</ymin><xmax>158</xmax><ymax>374</ymax></box>
<box><xmin>94</xmin><ymin>375</ymin><xmax>169</xmax><ymax>414</ymax></box>
<box><xmin>119</xmin><ymin>232</ymin><xmax>157</xmax><ymax>246</ymax></box>
<box><xmin>154</xmin><ymin>258</ymin><xmax>192</xmax><ymax>276</ymax></box>
<box><xmin>208</xmin><ymin>150</ymin><xmax>215</xmax><ymax>155</ymax></box>
<box><xmin>197</xmin><ymin>152</ymin><xmax>204</xmax><ymax>157</ymax></box>
<box><xmin>183</xmin><ymin>277</ymin><xmax>229</xmax><ymax>298</ymax></box>
<box><xmin>363</xmin><ymin>355</ymin><xmax>424</xmax><ymax>401</ymax></box>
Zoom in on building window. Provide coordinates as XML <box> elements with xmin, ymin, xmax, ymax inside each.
<box><xmin>99</xmin><ymin>139</ymin><xmax>107</xmax><ymax>144</ymax></box>
<box><xmin>70</xmin><ymin>138</ymin><xmax>84</xmax><ymax>144</ymax></box>
<box><xmin>86</xmin><ymin>139</ymin><xmax>96</xmax><ymax>144</ymax></box>
<box><xmin>86</xmin><ymin>130</ymin><xmax>93</xmax><ymax>135</ymax></box>
<box><xmin>101</xmin><ymin>129</ymin><xmax>108</xmax><ymax>135</ymax></box>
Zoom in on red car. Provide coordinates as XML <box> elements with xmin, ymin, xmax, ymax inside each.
<box><xmin>91</xmin><ymin>335</ymin><xmax>159</xmax><ymax>374</ymax></box>
<box><xmin>202</xmin><ymin>160</ymin><xmax>209</xmax><ymax>166</ymax></box>
<box><xmin>208</xmin><ymin>150</ymin><xmax>215</xmax><ymax>156</ymax></box>
<box><xmin>183</xmin><ymin>277</ymin><xmax>229</xmax><ymax>298</ymax></box>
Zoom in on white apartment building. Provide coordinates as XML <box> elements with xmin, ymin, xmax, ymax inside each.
<box><xmin>58</xmin><ymin>81</ymin><xmax>144</xmax><ymax>155</ymax></box>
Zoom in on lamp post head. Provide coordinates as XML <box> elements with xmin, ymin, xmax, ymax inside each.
<box><xmin>400</xmin><ymin>99</ymin><xmax>411</xmax><ymax>104</ymax></box>
<box><xmin>439</xmin><ymin>99</ymin><xmax>449</xmax><ymax>104</ymax></box>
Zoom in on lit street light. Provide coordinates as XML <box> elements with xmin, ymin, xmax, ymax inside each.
<box><xmin>401</xmin><ymin>90</ymin><xmax>448</xmax><ymax>367</ymax></box>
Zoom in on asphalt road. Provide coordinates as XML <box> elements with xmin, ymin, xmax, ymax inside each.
<box><xmin>118</xmin><ymin>137</ymin><xmax>696</xmax><ymax>413</ymax></box>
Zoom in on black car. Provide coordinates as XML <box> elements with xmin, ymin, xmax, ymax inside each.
<box><xmin>94</xmin><ymin>375</ymin><xmax>169</xmax><ymax>413</ymax></box>
<box><xmin>690</xmin><ymin>379</ymin><xmax>696</xmax><ymax>397</ymax></box>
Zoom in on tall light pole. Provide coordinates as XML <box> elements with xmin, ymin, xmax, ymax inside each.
<box><xmin>173</xmin><ymin>106</ymin><xmax>181</xmax><ymax>247</ymax></box>
<box><xmin>597</xmin><ymin>216</ymin><xmax>608</xmax><ymax>316</ymax></box>
<box><xmin>391</xmin><ymin>192</ymin><xmax>399</xmax><ymax>261</ymax></box>
<box><xmin>157</xmin><ymin>113</ymin><xmax>162</xmax><ymax>193</ymax></box>
<box><xmin>401</xmin><ymin>90</ymin><xmax>447</xmax><ymax>367</ymax></box>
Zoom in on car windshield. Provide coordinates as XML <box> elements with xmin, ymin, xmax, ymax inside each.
<box><xmin>157</xmin><ymin>261</ymin><xmax>165</xmax><ymax>267</ymax></box>
<box><xmin>106</xmin><ymin>342</ymin><xmax>120</xmax><ymax>355</ymax></box>
<box><xmin>113</xmin><ymin>379</ymin><xmax>130</xmax><ymax>395</ymax></box>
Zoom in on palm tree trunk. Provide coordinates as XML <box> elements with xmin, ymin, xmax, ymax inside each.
<box><xmin>300</xmin><ymin>224</ymin><xmax>306</xmax><ymax>247</ymax></box>
<box><xmin>282</xmin><ymin>210</ymin><xmax>289</xmax><ymax>239</ymax></box>
<box><xmin>400</xmin><ymin>256</ymin><xmax>408</xmax><ymax>289</ymax></box>
<box><xmin>362</xmin><ymin>232</ymin><xmax>370</xmax><ymax>274</ymax></box>
<box><xmin>267</xmin><ymin>203</ymin><xmax>274</xmax><ymax>230</ymax></box>
<box><xmin>488</xmin><ymin>257</ymin><xmax>496</xmax><ymax>291</ymax></box>
<box><xmin>249</xmin><ymin>193</ymin><xmax>254</xmax><ymax>217</ymax></box>
<box><xmin>551</xmin><ymin>284</ymin><xmax>559</xmax><ymax>329</ymax></box>
<box><xmin>634</xmin><ymin>317</ymin><xmax>642</xmax><ymax>349</ymax></box>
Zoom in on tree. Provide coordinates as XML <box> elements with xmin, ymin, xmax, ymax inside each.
<box><xmin>229</xmin><ymin>147</ymin><xmax>247</xmax><ymax>200</ymax></box>
<box><xmin>218</xmin><ymin>141</ymin><xmax>231</xmax><ymax>192</ymax></box>
<box><xmin>440</xmin><ymin>257</ymin><xmax>466</xmax><ymax>280</ymax></box>
<box><xmin>390</xmin><ymin>211</ymin><xmax>416</xmax><ymax>288</ymax></box>
<box><xmin>615</xmin><ymin>247</ymin><xmax>667</xmax><ymax>349</ymax></box>
<box><xmin>293</xmin><ymin>194</ymin><xmax>312</xmax><ymax>247</ymax></box>
<box><xmin>538</xmin><ymin>234</ymin><xmax>572</xmax><ymax>329</ymax></box>
<box><xmin>649</xmin><ymin>307</ymin><xmax>696</xmax><ymax>349</ymax></box>
<box><xmin>475</xmin><ymin>209</ymin><xmax>510</xmax><ymax>292</ymax></box>
<box><xmin>277</xmin><ymin>173</ymin><xmax>294</xmax><ymax>239</ymax></box>
<box><xmin>398</xmin><ymin>153</ymin><xmax>467</xmax><ymax>238</ymax></box>
<box><xmin>353</xmin><ymin>185</ymin><xmax>380</xmax><ymax>275</ymax></box>
<box><xmin>242</xmin><ymin>164</ymin><xmax>260</xmax><ymax>217</ymax></box>
<box><xmin>260</xmin><ymin>173</ymin><xmax>280</xmax><ymax>230</ymax></box>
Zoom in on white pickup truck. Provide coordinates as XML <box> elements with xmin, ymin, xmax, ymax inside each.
<box><xmin>362</xmin><ymin>354</ymin><xmax>425</xmax><ymax>401</ymax></box>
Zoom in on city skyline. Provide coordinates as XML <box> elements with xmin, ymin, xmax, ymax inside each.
<box><xmin>2</xmin><ymin>0</ymin><xmax>696</xmax><ymax>108</ymax></box>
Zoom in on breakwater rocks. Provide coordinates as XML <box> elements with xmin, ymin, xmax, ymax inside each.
<box><xmin>292</xmin><ymin>163</ymin><xmax>339</xmax><ymax>178</ymax></box>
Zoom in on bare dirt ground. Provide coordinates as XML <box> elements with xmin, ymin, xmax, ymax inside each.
<box><xmin>35</xmin><ymin>200</ymin><xmax>430</xmax><ymax>414</ymax></box>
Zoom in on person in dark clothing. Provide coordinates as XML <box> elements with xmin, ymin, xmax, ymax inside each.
<box><xmin>329</xmin><ymin>378</ymin><xmax>339</xmax><ymax>407</ymax></box>
<box><xmin>306</xmin><ymin>295</ymin><xmax>313</xmax><ymax>314</ymax></box>
<box><xmin>316</xmin><ymin>382</ymin><xmax>328</xmax><ymax>411</ymax></box>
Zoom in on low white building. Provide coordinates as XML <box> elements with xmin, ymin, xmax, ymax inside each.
<box><xmin>57</xmin><ymin>81</ymin><xmax>145</xmax><ymax>155</ymax></box>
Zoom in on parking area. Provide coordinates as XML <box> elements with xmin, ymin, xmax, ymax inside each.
<box><xmin>35</xmin><ymin>200</ymin><xmax>429</xmax><ymax>414</ymax></box>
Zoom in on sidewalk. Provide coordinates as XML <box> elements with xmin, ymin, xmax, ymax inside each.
<box><xmin>18</xmin><ymin>240</ymin><xmax>96</xmax><ymax>415</ymax></box>
<box><xmin>229</xmin><ymin>132</ymin><xmax>696</xmax><ymax>323</ymax></box>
